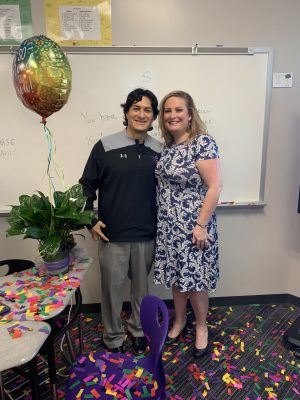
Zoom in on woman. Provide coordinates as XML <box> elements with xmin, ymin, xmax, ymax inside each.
<box><xmin>154</xmin><ymin>90</ymin><xmax>222</xmax><ymax>359</ymax></box>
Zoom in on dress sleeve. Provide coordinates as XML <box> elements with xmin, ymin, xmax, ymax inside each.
<box><xmin>194</xmin><ymin>134</ymin><xmax>219</xmax><ymax>161</ymax></box>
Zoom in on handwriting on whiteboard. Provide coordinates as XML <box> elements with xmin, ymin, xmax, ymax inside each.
<box><xmin>80</xmin><ymin>111</ymin><xmax>118</xmax><ymax>124</ymax></box>
<box><xmin>0</xmin><ymin>138</ymin><xmax>16</xmax><ymax>157</ymax></box>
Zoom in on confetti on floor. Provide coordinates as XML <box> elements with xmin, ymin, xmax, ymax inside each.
<box><xmin>2</xmin><ymin>303</ymin><xmax>300</xmax><ymax>399</ymax></box>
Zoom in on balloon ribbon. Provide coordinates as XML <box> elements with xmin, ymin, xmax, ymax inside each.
<box><xmin>41</xmin><ymin>118</ymin><xmax>65</xmax><ymax>200</ymax></box>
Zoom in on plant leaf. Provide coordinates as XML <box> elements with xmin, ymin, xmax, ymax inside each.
<box><xmin>6</xmin><ymin>183</ymin><xmax>93</xmax><ymax>259</ymax></box>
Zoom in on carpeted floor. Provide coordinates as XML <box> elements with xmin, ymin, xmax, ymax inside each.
<box><xmin>2</xmin><ymin>303</ymin><xmax>300</xmax><ymax>399</ymax></box>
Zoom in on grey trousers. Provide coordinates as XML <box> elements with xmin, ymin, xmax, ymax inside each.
<box><xmin>98</xmin><ymin>240</ymin><xmax>155</xmax><ymax>348</ymax></box>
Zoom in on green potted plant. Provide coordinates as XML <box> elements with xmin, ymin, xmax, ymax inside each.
<box><xmin>6</xmin><ymin>183</ymin><xmax>93</xmax><ymax>274</ymax></box>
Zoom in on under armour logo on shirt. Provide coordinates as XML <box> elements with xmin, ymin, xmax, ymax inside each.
<box><xmin>120</xmin><ymin>154</ymin><xmax>127</xmax><ymax>158</ymax></box>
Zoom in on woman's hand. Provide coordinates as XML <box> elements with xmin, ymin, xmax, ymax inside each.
<box><xmin>192</xmin><ymin>225</ymin><xmax>211</xmax><ymax>250</ymax></box>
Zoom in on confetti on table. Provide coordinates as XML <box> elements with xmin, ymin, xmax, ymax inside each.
<box><xmin>0</xmin><ymin>260</ymin><xmax>89</xmax><ymax>323</ymax></box>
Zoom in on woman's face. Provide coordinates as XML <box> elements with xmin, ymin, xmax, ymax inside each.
<box><xmin>163</xmin><ymin>96</ymin><xmax>191</xmax><ymax>137</ymax></box>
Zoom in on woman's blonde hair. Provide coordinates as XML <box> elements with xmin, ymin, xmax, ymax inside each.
<box><xmin>159</xmin><ymin>90</ymin><xmax>208</xmax><ymax>147</ymax></box>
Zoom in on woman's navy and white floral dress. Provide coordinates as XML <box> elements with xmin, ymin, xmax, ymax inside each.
<box><xmin>154</xmin><ymin>134</ymin><xmax>220</xmax><ymax>292</ymax></box>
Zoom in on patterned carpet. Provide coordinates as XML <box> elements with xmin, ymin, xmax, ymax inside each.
<box><xmin>2</xmin><ymin>303</ymin><xmax>300</xmax><ymax>399</ymax></box>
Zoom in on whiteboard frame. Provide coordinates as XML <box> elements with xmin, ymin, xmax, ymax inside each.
<box><xmin>0</xmin><ymin>45</ymin><xmax>273</xmax><ymax>214</ymax></box>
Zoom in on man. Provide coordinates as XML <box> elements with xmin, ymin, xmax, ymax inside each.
<box><xmin>80</xmin><ymin>88</ymin><xmax>161</xmax><ymax>354</ymax></box>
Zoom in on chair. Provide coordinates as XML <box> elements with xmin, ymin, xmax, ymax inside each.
<box><xmin>0</xmin><ymin>258</ymin><xmax>83</xmax><ymax>398</ymax></box>
<box><xmin>66</xmin><ymin>295</ymin><xmax>169</xmax><ymax>400</ymax></box>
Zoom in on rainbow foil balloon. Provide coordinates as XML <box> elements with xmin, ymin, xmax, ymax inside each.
<box><xmin>12</xmin><ymin>35</ymin><xmax>72</xmax><ymax>122</ymax></box>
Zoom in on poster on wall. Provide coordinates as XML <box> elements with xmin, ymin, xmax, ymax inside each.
<box><xmin>44</xmin><ymin>0</ymin><xmax>112</xmax><ymax>46</ymax></box>
<box><xmin>0</xmin><ymin>0</ymin><xmax>32</xmax><ymax>45</ymax></box>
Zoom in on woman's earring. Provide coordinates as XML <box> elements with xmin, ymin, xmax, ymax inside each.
<box><xmin>188</xmin><ymin>120</ymin><xmax>192</xmax><ymax>130</ymax></box>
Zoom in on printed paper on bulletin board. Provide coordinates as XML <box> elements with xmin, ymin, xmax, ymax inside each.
<box><xmin>44</xmin><ymin>0</ymin><xmax>111</xmax><ymax>46</ymax></box>
<box><xmin>0</xmin><ymin>0</ymin><xmax>33</xmax><ymax>45</ymax></box>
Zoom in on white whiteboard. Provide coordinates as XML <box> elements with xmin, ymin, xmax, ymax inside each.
<box><xmin>0</xmin><ymin>46</ymin><xmax>273</xmax><ymax>212</ymax></box>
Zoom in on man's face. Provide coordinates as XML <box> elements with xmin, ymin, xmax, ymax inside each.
<box><xmin>126</xmin><ymin>96</ymin><xmax>155</xmax><ymax>134</ymax></box>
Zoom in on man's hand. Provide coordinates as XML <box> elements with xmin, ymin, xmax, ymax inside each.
<box><xmin>89</xmin><ymin>220</ymin><xmax>109</xmax><ymax>241</ymax></box>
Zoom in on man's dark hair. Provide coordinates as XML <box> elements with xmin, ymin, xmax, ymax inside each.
<box><xmin>121</xmin><ymin>88</ymin><xmax>159</xmax><ymax>130</ymax></box>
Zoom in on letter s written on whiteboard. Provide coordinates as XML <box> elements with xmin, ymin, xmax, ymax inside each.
<box><xmin>142</xmin><ymin>71</ymin><xmax>151</xmax><ymax>82</ymax></box>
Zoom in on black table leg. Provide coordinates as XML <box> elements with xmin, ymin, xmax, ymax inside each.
<box><xmin>45</xmin><ymin>329</ymin><xmax>58</xmax><ymax>400</ymax></box>
<box><xmin>28</xmin><ymin>356</ymin><xmax>40</xmax><ymax>400</ymax></box>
